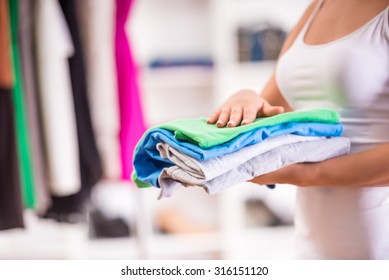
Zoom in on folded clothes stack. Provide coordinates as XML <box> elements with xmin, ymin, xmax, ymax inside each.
<box><xmin>132</xmin><ymin>109</ymin><xmax>350</xmax><ymax>198</ymax></box>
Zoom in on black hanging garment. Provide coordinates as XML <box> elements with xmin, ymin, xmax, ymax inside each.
<box><xmin>0</xmin><ymin>89</ymin><xmax>25</xmax><ymax>230</ymax></box>
<box><xmin>44</xmin><ymin>0</ymin><xmax>103</xmax><ymax>222</ymax></box>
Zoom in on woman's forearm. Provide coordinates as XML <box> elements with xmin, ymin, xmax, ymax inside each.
<box><xmin>251</xmin><ymin>143</ymin><xmax>389</xmax><ymax>187</ymax></box>
<box><xmin>304</xmin><ymin>143</ymin><xmax>389</xmax><ymax>187</ymax></box>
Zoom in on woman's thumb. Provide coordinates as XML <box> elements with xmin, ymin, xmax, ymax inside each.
<box><xmin>260</xmin><ymin>101</ymin><xmax>285</xmax><ymax>116</ymax></box>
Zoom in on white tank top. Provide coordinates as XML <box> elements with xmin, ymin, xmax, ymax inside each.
<box><xmin>276</xmin><ymin>0</ymin><xmax>389</xmax><ymax>259</ymax></box>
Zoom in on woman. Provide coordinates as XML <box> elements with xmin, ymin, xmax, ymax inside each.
<box><xmin>208</xmin><ymin>0</ymin><xmax>389</xmax><ymax>259</ymax></box>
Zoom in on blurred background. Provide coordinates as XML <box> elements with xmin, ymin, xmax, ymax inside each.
<box><xmin>0</xmin><ymin>0</ymin><xmax>310</xmax><ymax>259</ymax></box>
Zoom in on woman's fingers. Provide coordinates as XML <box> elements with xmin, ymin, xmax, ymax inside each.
<box><xmin>216</xmin><ymin>108</ymin><xmax>231</xmax><ymax>127</ymax></box>
<box><xmin>208</xmin><ymin>106</ymin><xmax>245</xmax><ymax>128</ymax></box>
<box><xmin>208</xmin><ymin>103</ymin><xmax>284</xmax><ymax>127</ymax></box>
<box><xmin>207</xmin><ymin>90</ymin><xmax>285</xmax><ymax>128</ymax></box>
<box><xmin>207</xmin><ymin>109</ymin><xmax>221</xmax><ymax>124</ymax></box>
<box><xmin>241</xmin><ymin>106</ymin><xmax>258</xmax><ymax>125</ymax></box>
<box><xmin>227</xmin><ymin>107</ymin><xmax>243</xmax><ymax>127</ymax></box>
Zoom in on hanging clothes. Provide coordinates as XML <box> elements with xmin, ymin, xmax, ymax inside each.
<box><xmin>0</xmin><ymin>0</ymin><xmax>24</xmax><ymax>231</ymax></box>
<box><xmin>115</xmin><ymin>0</ymin><xmax>147</xmax><ymax>180</ymax></box>
<box><xmin>34</xmin><ymin>0</ymin><xmax>81</xmax><ymax>196</ymax></box>
<box><xmin>19</xmin><ymin>0</ymin><xmax>51</xmax><ymax>213</ymax></box>
<box><xmin>9</xmin><ymin>0</ymin><xmax>36</xmax><ymax>209</ymax></box>
<box><xmin>77</xmin><ymin>0</ymin><xmax>121</xmax><ymax>180</ymax></box>
<box><xmin>44</xmin><ymin>0</ymin><xmax>102</xmax><ymax>221</ymax></box>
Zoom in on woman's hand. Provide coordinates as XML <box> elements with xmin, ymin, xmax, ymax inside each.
<box><xmin>207</xmin><ymin>89</ymin><xmax>285</xmax><ymax>128</ymax></box>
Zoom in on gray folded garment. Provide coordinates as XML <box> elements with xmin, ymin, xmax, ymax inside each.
<box><xmin>156</xmin><ymin>134</ymin><xmax>321</xmax><ymax>186</ymax></box>
<box><xmin>158</xmin><ymin>137</ymin><xmax>350</xmax><ymax>198</ymax></box>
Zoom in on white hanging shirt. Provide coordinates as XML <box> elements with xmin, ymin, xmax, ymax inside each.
<box><xmin>77</xmin><ymin>0</ymin><xmax>121</xmax><ymax>180</ymax></box>
<box><xmin>35</xmin><ymin>0</ymin><xmax>81</xmax><ymax>196</ymax></box>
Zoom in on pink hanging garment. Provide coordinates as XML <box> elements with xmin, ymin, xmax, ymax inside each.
<box><xmin>115</xmin><ymin>0</ymin><xmax>147</xmax><ymax>180</ymax></box>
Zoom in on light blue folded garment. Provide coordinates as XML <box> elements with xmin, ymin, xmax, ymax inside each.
<box><xmin>133</xmin><ymin>122</ymin><xmax>343</xmax><ymax>188</ymax></box>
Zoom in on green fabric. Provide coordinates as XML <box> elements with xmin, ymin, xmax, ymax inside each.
<box><xmin>158</xmin><ymin>109</ymin><xmax>339</xmax><ymax>148</ymax></box>
<box><xmin>9</xmin><ymin>0</ymin><xmax>36</xmax><ymax>209</ymax></box>
<box><xmin>131</xmin><ymin>172</ymin><xmax>150</xmax><ymax>188</ymax></box>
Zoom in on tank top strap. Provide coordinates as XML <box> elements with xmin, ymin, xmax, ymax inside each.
<box><xmin>296</xmin><ymin>0</ymin><xmax>325</xmax><ymax>43</ymax></box>
<box><xmin>384</xmin><ymin>4</ymin><xmax>389</xmax><ymax>40</ymax></box>
<box><xmin>366</xmin><ymin>4</ymin><xmax>389</xmax><ymax>42</ymax></box>
<box><xmin>381</xmin><ymin>3</ymin><xmax>389</xmax><ymax>19</ymax></box>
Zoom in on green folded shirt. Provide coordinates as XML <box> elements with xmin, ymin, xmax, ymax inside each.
<box><xmin>158</xmin><ymin>109</ymin><xmax>339</xmax><ymax>148</ymax></box>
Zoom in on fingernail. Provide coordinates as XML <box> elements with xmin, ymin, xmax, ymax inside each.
<box><xmin>241</xmin><ymin>120</ymin><xmax>248</xmax><ymax>125</ymax></box>
<box><xmin>227</xmin><ymin>121</ymin><xmax>234</xmax><ymax>127</ymax></box>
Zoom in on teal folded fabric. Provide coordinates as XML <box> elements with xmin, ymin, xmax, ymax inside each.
<box><xmin>159</xmin><ymin>109</ymin><xmax>339</xmax><ymax>148</ymax></box>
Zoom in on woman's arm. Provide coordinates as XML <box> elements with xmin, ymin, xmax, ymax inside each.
<box><xmin>208</xmin><ymin>1</ymin><xmax>320</xmax><ymax>127</ymax></box>
<box><xmin>250</xmin><ymin>143</ymin><xmax>389</xmax><ymax>187</ymax></box>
